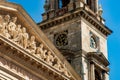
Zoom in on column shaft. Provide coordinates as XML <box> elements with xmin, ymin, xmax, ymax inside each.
<box><xmin>90</xmin><ymin>63</ymin><xmax>95</xmax><ymax>80</ymax></box>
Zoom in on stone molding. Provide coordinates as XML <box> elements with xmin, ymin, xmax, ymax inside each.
<box><xmin>39</xmin><ymin>1</ymin><xmax>112</xmax><ymax>36</ymax></box>
<box><xmin>0</xmin><ymin>14</ymin><xmax>72</xmax><ymax>79</ymax></box>
<box><xmin>0</xmin><ymin>1</ymin><xmax>82</xmax><ymax>80</ymax></box>
<box><xmin>0</xmin><ymin>56</ymin><xmax>40</xmax><ymax>80</ymax></box>
<box><xmin>0</xmin><ymin>40</ymin><xmax>68</xmax><ymax>80</ymax></box>
<box><xmin>87</xmin><ymin>52</ymin><xmax>109</xmax><ymax>72</ymax></box>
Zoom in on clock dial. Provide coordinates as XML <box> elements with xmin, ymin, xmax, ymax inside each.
<box><xmin>55</xmin><ymin>33</ymin><xmax>68</xmax><ymax>46</ymax></box>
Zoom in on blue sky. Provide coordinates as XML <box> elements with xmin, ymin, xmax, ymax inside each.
<box><xmin>8</xmin><ymin>0</ymin><xmax>120</xmax><ymax>80</ymax></box>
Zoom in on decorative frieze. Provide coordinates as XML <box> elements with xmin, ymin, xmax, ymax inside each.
<box><xmin>0</xmin><ymin>14</ymin><xmax>71</xmax><ymax>78</ymax></box>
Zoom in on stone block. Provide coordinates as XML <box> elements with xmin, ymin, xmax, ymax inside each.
<box><xmin>68</xmin><ymin>3</ymin><xmax>74</xmax><ymax>11</ymax></box>
<box><xmin>75</xmin><ymin>2</ymin><xmax>84</xmax><ymax>9</ymax></box>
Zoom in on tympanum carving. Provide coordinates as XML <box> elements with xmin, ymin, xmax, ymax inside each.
<box><xmin>0</xmin><ymin>14</ymin><xmax>71</xmax><ymax>77</ymax></box>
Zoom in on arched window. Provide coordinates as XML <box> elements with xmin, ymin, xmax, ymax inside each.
<box><xmin>90</xmin><ymin>36</ymin><xmax>97</xmax><ymax>49</ymax></box>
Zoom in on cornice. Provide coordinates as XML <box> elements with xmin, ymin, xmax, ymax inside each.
<box><xmin>87</xmin><ymin>52</ymin><xmax>110</xmax><ymax>67</ymax></box>
<box><xmin>0</xmin><ymin>1</ymin><xmax>82</xmax><ymax>80</ymax></box>
<box><xmin>38</xmin><ymin>2</ymin><xmax>112</xmax><ymax>36</ymax></box>
<box><xmin>0</xmin><ymin>35</ymin><xmax>71</xmax><ymax>80</ymax></box>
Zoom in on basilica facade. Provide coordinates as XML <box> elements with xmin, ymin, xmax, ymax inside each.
<box><xmin>0</xmin><ymin>0</ymin><xmax>112</xmax><ymax>80</ymax></box>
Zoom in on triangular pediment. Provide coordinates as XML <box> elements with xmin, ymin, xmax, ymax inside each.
<box><xmin>87</xmin><ymin>52</ymin><xmax>109</xmax><ymax>67</ymax></box>
<box><xmin>0</xmin><ymin>1</ymin><xmax>81</xmax><ymax>80</ymax></box>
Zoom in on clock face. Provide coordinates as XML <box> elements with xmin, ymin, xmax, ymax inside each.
<box><xmin>55</xmin><ymin>33</ymin><xmax>68</xmax><ymax>47</ymax></box>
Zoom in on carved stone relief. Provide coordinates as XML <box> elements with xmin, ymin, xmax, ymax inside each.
<box><xmin>0</xmin><ymin>57</ymin><xmax>40</xmax><ymax>80</ymax></box>
<box><xmin>0</xmin><ymin>14</ymin><xmax>71</xmax><ymax>77</ymax></box>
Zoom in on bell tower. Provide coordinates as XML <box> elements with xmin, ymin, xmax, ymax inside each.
<box><xmin>44</xmin><ymin>0</ymin><xmax>71</xmax><ymax>11</ymax></box>
<box><xmin>86</xmin><ymin>0</ymin><xmax>98</xmax><ymax>12</ymax></box>
<box><xmin>38</xmin><ymin>0</ymin><xmax>112</xmax><ymax>80</ymax></box>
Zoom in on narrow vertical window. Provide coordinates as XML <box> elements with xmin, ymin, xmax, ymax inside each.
<box><xmin>90</xmin><ymin>36</ymin><xmax>97</xmax><ymax>49</ymax></box>
<box><xmin>59</xmin><ymin>0</ymin><xmax>62</xmax><ymax>8</ymax></box>
<box><xmin>90</xmin><ymin>32</ymin><xmax>99</xmax><ymax>49</ymax></box>
<box><xmin>58</xmin><ymin>0</ymin><xmax>70</xmax><ymax>8</ymax></box>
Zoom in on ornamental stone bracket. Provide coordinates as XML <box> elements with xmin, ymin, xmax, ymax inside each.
<box><xmin>0</xmin><ymin>1</ymin><xmax>81</xmax><ymax>80</ymax></box>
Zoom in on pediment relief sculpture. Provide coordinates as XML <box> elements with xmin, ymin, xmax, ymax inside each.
<box><xmin>0</xmin><ymin>14</ymin><xmax>71</xmax><ymax>78</ymax></box>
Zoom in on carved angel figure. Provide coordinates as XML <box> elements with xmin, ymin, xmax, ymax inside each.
<box><xmin>46</xmin><ymin>51</ymin><xmax>54</xmax><ymax>65</ymax></box>
<box><xmin>54</xmin><ymin>60</ymin><xmax>70</xmax><ymax>77</ymax></box>
<box><xmin>27</xmin><ymin>36</ymin><xmax>36</xmax><ymax>54</ymax></box>
<box><xmin>7</xmin><ymin>17</ymin><xmax>17</xmax><ymax>39</ymax></box>
<box><xmin>41</xmin><ymin>49</ymin><xmax>47</xmax><ymax>61</ymax></box>
<box><xmin>0</xmin><ymin>15</ymin><xmax>4</xmax><ymax>33</ymax></box>
<box><xmin>22</xmin><ymin>27</ymin><xmax>29</xmax><ymax>48</ymax></box>
<box><xmin>3</xmin><ymin>30</ymin><xmax>11</xmax><ymax>39</ymax></box>
<box><xmin>13</xmin><ymin>25</ymin><xmax>22</xmax><ymax>42</ymax></box>
<box><xmin>54</xmin><ymin>59</ymin><xmax>62</xmax><ymax>70</ymax></box>
<box><xmin>0</xmin><ymin>15</ymin><xmax>11</xmax><ymax>38</ymax></box>
<box><xmin>15</xmin><ymin>24</ymin><xmax>22</xmax><ymax>38</ymax></box>
<box><xmin>36</xmin><ymin>44</ymin><xmax>47</xmax><ymax>60</ymax></box>
<box><xmin>36</xmin><ymin>44</ymin><xmax>42</xmax><ymax>58</ymax></box>
<box><xmin>60</xmin><ymin>64</ymin><xmax>71</xmax><ymax>77</ymax></box>
<box><xmin>3</xmin><ymin>14</ymin><xmax>10</xmax><ymax>28</ymax></box>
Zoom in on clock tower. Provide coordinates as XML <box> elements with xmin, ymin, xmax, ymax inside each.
<box><xmin>38</xmin><ymin>0</ymin><xmax>112</xmax><ymax>80</ymax></box>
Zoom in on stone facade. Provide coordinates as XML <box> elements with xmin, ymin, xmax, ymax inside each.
<box><xmin>39</xmin><ymin>0</ymin><xmax>112</xmax><ymax>80</ymax></box>
<box><xmin>0</xmin><ymin>1</ymin><xmax>81</xmax><ymax>80</ymax></box>
<box><xmin>0</xmin><ymin>0</ymin><xmax>112</xmax><ymax>80</ymax></box>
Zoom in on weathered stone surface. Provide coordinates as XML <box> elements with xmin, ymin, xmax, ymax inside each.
<box><xmin>40</xmin><ymin>1</ymin><xmax>111</xmax><ymax>80</ymax></box>
<box><xmin>0</xmin><ymin>1</ymin><xmax>81</xmax><ymax>80</ymax></box>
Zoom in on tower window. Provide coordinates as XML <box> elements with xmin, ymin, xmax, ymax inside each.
<box><xmin>59</xmin><ymin>0</ymin><xmax>62</xmax><ymax>8</ymax></box>
<box><xmin>87</xmin><ymin>0</ymin><xmax>97</xmax><ymax>12</ymax></box>
<box><xmin>58</xmin><ymin>0</ymin><xmax>70</xmax><ymax>8</ymax></box>
<box><xmin>90</xmin><ymin>36</ymin><xmax>97</xmax><ymax>48</ymax></box>
<box><xmin>90</xmin><ymin>32</ymin><xmax>99</xmax><ymax>49</ymax></box>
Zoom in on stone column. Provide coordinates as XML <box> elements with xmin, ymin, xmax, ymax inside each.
<box><xmin>55</xmin><ymin>0</ymin><xmax>59</xmax><ymax>10</ymax></box>
<box><xmin>90</xmin><ymin>63</ymin><xmax>95</xmax><ymax>80</ymax></box>
<box><xmin>50</xmin><ymin>0</ymin><xmax>55</xmax><ymax>10</ymax></box>
<box><xmin>91</xmin><ymin>0</ymin><xmax>94</xmax><ymax>11</ymax></box>
<box><xmin>96</xmin><ymin>0</ymin><xmax>98</xmax><ymax>13</ymax></box>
